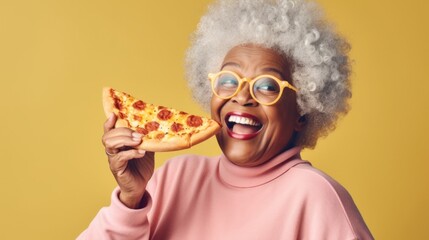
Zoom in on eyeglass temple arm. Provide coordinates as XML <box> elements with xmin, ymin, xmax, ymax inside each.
<box><xmin>283</xmin><ymin>81</ymin><xmax>298</xmax><ymax>92</ymax></box>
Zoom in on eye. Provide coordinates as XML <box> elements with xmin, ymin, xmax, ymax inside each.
<box><xmin>217</xmin><ymin>74</ymin><xmax>239</xmax><ymax>89</ymax></box>
<box><xmin>254</xmin><ymin>78</ymin><xmax>280</xmax><ymax>95</ymax></box>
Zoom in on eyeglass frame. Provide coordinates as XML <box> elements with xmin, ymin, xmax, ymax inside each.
<box><xmin>208</xmin><ymin>70</ymin><xmax>298</xmax><ymax>106</ymax></box>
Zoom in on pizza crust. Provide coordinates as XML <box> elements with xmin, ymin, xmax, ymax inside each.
<box><xmin>139</xmin><ymin>120</ymin><xmax>221</xmax><ymax>152</ymax></box>
<box><xmin>103</xmin><ymin>87</ymin><xmax>130</xmax><ymax>128</ymax></box>
<box><xmin>102</xmin><ymin>87</ymin><xmax>115</xmax><ymax>118</ymax></box>
<box><xmin>190</xmin><ymin>120</ymin><xmax>221</xmax><ymax>146</ymax></box>
<box><xmin>139</xmin><ymin>135</ymin><xmax>191</xmax><ymax>152</ymax></box>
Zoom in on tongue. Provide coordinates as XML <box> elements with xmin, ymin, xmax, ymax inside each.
<box><xmin>232</xmin><ymin>124</ymin><xmax>260</xmax><ymax>134</ymax></box>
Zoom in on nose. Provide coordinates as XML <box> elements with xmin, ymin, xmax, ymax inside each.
<box><xmin>230</xmin><ymin>81</ymin><xmax>258</xmax><ymax>107</ymax></box>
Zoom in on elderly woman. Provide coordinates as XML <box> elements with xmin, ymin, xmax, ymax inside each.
<box><xmin>79</xmin><ymin>0</ymin><xmax>373</xmax><ymax>239</ymax></box>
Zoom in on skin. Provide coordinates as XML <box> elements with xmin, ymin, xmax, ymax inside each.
<box><xmin>102</xmin><ymin>44</ymin><xmax>304</xmax><ymax>208</ymax></box>
<box><xmin>103</xmin><ymin>113</ymin><xmax>155</xmax><ymax>209</ymax></box>
<box><xmin>211</xmin><ymin>44</ymin><xmax>304</xmax><ymax>167</ymax></box>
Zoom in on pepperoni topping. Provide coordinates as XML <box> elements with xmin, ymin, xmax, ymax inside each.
<box><xmin>133</xmin><ymin>115</ymin><xmax>142</xmax><ymax>121</ymax></box>
<box><xmin>136</xmin><ymin>127</ymin><xmax>148</xmax><ymax>135</ymax></box>
<box><xmin>118</xmin><ymin>112</ymin><xmax>126</xmax><ymax>119</ymax></box>
<box><xmin>145</xmin><ymin>121</ymin><xmax>160</xmax><ymax>132</ymax></box>
<box><xmin>157</xmin><ymin>109</ymin><xmax>173</xmax><ymax>120</ymax></box>
<box><xmin>186</xmin><ymin>115</ymin><xmax>203</xmax><ymax>127</ymax></box>
<box><xmin>114</xmin><ymin>98</ymin><xmax>123</xmax><ymax>110</ymax></box>
<box><xmin>171</xmin><ymin>122</ymin><xmax>184</xmax><ymax>133</ymax></box>
<box><xmin>133</xmin><ymin>100</ymin><xmax>146</xmax><ymax>111</ymax></box>
<box><xmin>155</xmin><ymin>133</ymin><xmax>165</xmax><ymax>140</ymax></box>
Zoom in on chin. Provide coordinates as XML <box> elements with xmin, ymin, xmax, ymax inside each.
<box><xmin>226</xmin><ymin>155</ymin><xmax>251</xmax><ymax>166</ymax></box>
<box><xmin>216</xmin><ymin>130</ymin><xmax>267</xmax><ymax>167</ymax></box>
<box><xmin>222</xmin><ymin>146</ymin><xmax>264</xmax><ymax>167</ymax></box>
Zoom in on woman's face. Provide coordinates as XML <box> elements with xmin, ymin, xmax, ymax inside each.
<box><xmin>211</xmin><ymin>44</ymin><xmax>303</xmax><ymax>167</ymax></box>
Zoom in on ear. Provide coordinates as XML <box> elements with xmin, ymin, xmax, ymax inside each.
<box><xmin>294</xmin><ymin>115</ymin><xmax>306</xmax><ymax>132</ymax></box>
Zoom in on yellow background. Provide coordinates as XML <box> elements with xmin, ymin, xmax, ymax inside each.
<box><xmin>0</xmin><ymin>0</ymin><xmax>428</xmax><ymax>239</ymax></box>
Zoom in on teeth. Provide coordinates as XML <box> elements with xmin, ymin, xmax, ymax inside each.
<box><xmin>228</xmin><ymin>115</ymin><xmax>261</xmax><ymax>127</ymax></box>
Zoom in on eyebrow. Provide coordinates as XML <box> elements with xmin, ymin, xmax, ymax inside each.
<box><xmin>220</xmin><ymin>62</ymin><xmax>240</xmax><ymax>70</ymax></box>
<box><xmin>261</xmin><ymin>67</ymin><xmax>287</xmax><ymax>80</ymax></box>
<box><xmin>220</xmin><ymin>62</ymin><xmax>287</xmax><ymax>80</ymax></box>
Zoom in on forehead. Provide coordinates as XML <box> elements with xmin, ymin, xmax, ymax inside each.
<box><xmin>221</xmin><ymin>44</ymin><xmax>291</xmax><ymax>78</ymax></box>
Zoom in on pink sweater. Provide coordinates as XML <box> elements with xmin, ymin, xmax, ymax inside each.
<box><xmin>78</xmin><ymin>147</ymin><xmax>373</xmax><ymax>239</ymax></box>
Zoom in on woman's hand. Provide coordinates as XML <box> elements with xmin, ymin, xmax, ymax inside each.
<box><xmin>102</xmin><ymin>113</ymin><xmax>155</xmax><ymax>209</ymax></box>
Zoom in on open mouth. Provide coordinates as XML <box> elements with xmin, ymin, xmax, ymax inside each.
<box><xmin>225</xmin><ymin>112</ymin><xmax>263</xmax><ymax>140</ymax></box>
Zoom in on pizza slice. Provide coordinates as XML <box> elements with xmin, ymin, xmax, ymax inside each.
<box><xmin>102</xmin><ymin>87</ymin><xmax>221</xmax><ymax>152</ymax></box>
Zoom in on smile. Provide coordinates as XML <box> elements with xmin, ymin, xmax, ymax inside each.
<box><xmin>225</xmin><ymin>112</ymin><xmax>263</xmax><ymax>140</ymax></box>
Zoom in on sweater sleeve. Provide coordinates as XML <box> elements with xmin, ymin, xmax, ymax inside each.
<box><xmin>76</xmin><ymin>187</ymin><xmax>152</xmax><ymax>240</ymax></box>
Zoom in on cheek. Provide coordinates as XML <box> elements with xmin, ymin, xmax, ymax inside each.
<box><xmin>263</xmin><ymin>108</ymin><xmax>298</xmax><ymax>150</ymax></box>
<box><xmin>267</xmin><ymin>111</ymin><xmax>290</xmax><ymax>132</ymax></box>
<box><xmin>210</xmin><ymin>96</ymin><xmax>226</xmax><ymax>121</ymax></box>
<box><xmin>266</xmin><ymin>98</ymin><xmax>300</xmax><ymax>131</ymax></box>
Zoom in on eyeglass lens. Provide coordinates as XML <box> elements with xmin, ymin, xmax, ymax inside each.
<box><xmin>213</xmin><ymin>72</ymin><xmax>281</xmax><ymax>104</ymax></box>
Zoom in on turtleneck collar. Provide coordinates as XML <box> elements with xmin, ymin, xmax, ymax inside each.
<box><xmin>217</xmin><ymin>146</ymin><xmax>310</xmax><ymax>188</ymax></box>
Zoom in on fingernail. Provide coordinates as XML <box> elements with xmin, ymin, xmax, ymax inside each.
<box><xmin>138</xmin><ymin>149</ymin><xmax>146</xmax><ymax>154</ymax></box>
<box><xmin>132</xmin><ymin>132</ymin><xmax>143</xmax><ymax>138</ymax></box>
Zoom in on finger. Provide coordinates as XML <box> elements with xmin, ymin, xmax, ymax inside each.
<box><xmin>109</xmin><ymin>149</ymin><xmax>147</xmax><ymax>175</ymax></box>
<box><xmin>104</xmin><ymin>136</ymin><xmax>142</xmax><ymax>152</ymax></box>
<box><xmin>104</xmin><ymin>113</ymin><xmax>117</xmax><ymax>133</ymax></box>
<box><xmin>104</xmin><ymin>133</ymin><xmax>144</xmax><ymax>152</ymax></box>
<box><xmin>102</xmin><ymin>127</ymin><xmax>134</xmax><ymax>143</ymax></box>
<box><xmin>102</xmin><ymin>127</ymin><xmax>142</xmax><ymax>150</ymax></box>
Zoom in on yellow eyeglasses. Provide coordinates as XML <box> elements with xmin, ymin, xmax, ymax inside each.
<box><xmin>208</xmin><ymin>70</ymin><xmax>298</xmax><ymax>106</ymax></box>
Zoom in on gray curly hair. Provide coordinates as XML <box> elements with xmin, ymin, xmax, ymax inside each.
<box><xmin>185</xmin><ymin>0</ymin><xmax>351</xmax><ymax>149</ymax></box>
